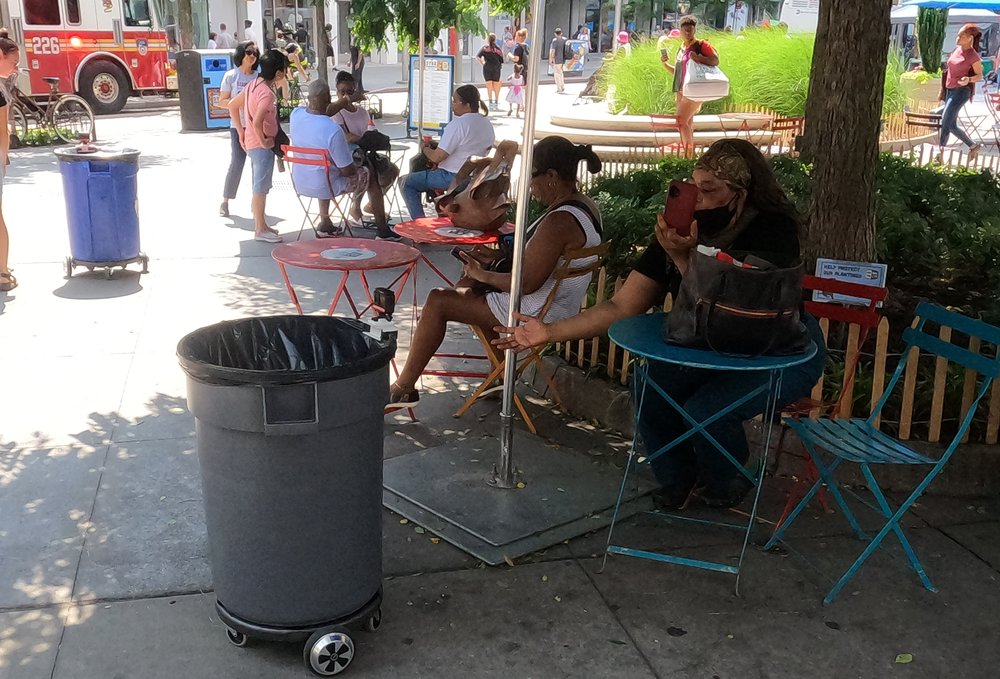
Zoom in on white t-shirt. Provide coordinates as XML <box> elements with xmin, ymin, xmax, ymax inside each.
<box><xmin>244</xmin><ymin>27</ymin><xmax>258</xmax><ymax>44</ymax></box>
<box><xmin>217</xmin><ymin>31</ymin><xmax>235</xmax><ymax>48</ymax></box>
<box><xmin>289</xmin><ymin>107</ymin><xmax>356</xmax><ymax>198</ymax></box>
<box><xmin>437</xmin><ymin>112</ymin><xmax>495</xmax><ymax>173</ymax></box>
<box><xmin>220</xmin><ymin>68</ymin><xmax>256</xmax><ymax>128</ymax></box>
<box><xmin>207</xmin><ymin>38</ymin><xmax>218</xmax><ymax>49</ymax></box>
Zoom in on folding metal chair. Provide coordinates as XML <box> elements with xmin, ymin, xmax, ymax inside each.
<box><xmin>981</xmin><ymin>88</ymin><xmax>1000</xmax><ymax>150</ymax></box>
<box><xmin>766</xmin><ymin>302</ymin><xmax>1000</xmax><ymax>604</ymax></box>
<box><xmin>767</xmin><ymin>116</ymin><xmax>805</xmax><ymax>155</ymax></box>
<box><xmin>773</xmin><ymin>275</ymin><xmax>888</xmax><ymax>530</ymax></box>
<box><xmin>281</xmin><ymin>145</ymin><xmax>356</xmax><ymax>240</ymax></box>
<box><xmin>649</xmin><ymin>114</ymin><xmax>686</xmax><ymax>156</ymax></box>
<box><xmin>384</xmin><ymin>143</ymin><xmax>409</xmax><ymax>220</ymax></box>
<box><xmin>453</xmin><ymin>242</ymin><xmax>610</xmax><ymax>435</ymax></box>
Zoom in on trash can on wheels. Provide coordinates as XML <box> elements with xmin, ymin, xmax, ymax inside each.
<box><xmin>55</xmin><ymin>146</ymin><xmax>148</xmax><ymax>279</ymax></box>
<box><xmin>177</xmin><ymin>315</ymin><xmax>395</xmax><ymax>677</ymax></box>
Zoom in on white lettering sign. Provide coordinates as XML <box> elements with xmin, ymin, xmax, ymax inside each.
<box><xmin>31</xmin><ymin>36</ymin><xmax>60</xmax><ymax>55</ymax></box>
<box><xmin>813</xmin><ymin>258</ymin><xmax>887</xmax><ymax>306</ymax></box>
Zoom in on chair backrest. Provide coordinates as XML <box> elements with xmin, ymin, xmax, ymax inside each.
<box><xmin>281</xmin><ymin>145</ymin><xmax>332</xmax><ymax>168</ymax></box>
<box><xmin>802</xmin><ymin>275</ymin><xmax>888</xmax><ymax>417</ymax></box>
<box><xmin>770</xmin><ymin>116</ymin><xmax>804</xmax><ymax>134</ymax></box>
<box><xmin>535</xmin><ymin>242</ymin><xmax>611</xmax><ymax>321</ymax></box>
<box><xmin>904</xmin><ymin>111</ymin><xmax>942</xmax><ymax>132</ymax></box>
<box><xmin>871</xmin><ymin>302</ymin><xmax>1000</xmax><ymax>433</ymax></box>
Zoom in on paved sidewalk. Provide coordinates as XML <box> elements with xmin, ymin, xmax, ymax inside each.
<box><xmin>1</xmin><ymin>96</ymin><xmax>999</xmax><ymax>679</ymax></box>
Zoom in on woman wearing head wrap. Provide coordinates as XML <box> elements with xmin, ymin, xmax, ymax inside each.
<box><xmin>494</xmin><ymin>140</ymin><xmax>827</xmax><ymax>509</ymax></box>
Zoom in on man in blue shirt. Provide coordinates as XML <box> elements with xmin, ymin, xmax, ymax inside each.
<box><xmin>289</xmin><ymin>80</ymin><xmax>393</xmax><ymax>238</ymax></box>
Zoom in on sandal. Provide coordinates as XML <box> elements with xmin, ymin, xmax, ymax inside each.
<box><xmin>0</xmin><ymin>271</ymin><xmax>17</xmax><ymax>292</ymax></box>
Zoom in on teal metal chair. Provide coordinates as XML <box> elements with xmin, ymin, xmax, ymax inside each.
<box><xmin>765</xmin><ymin>303</ymin><xmax>1000</xmax><ymax>604</ymax></box>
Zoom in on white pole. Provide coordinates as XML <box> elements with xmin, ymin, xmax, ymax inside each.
<box><xmin>494</xmin><ymin>0</ymin><xmax>546</xmax><ymax>488</ymax></box>
<box><xmin>613</xmin><ymin>0</ymin><xmax>623</xmax><ymax>53</ymax></box>
<box><xmin>418</xmin><ymin>0</ymin><xmax>426</xmax><ymax>140</ymax></box>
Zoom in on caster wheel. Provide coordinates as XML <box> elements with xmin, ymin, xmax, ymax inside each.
<box><xmin>64</xmin><ymin>257</ymin><xmax>73</xmax><ymax>279</ymax></box>
<box><xmin>304</xmin><ymin>628</ymin><xmax>354</xmax><ymax>676</ymax></box>
<box><xmin>225</xmin><ymin>626</ymin><xmax>248</xmax><ymax>647</ymax></box>
<box><xmin>140</xmin><ymin>253</ymin><xmax>149</xmax><ymax>274</ymax></box>
<box><xmin>105</xmin><ymin>268</ymin><xmax>113</xmax><ymax>280</ymax></box>
<box><xmin>364</xmin><ymin>607</ymin><xmax>382</xmax><ymax>632</ymax></box>
<box><xmin>87</xmin><ymin>266</ymin><xmax>94</xmax><ymax>272</ymax></box>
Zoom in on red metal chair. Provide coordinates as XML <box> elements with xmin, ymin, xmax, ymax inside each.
<box><xmin>767</xmin><ymin>116</ymin><xmax>805</xmax><ymax>155</ymax></box>
<box><xmin>649</xmin><ymin>114</ymin><xmax>686</xmax><ymax>156</ymax></box>
<box><xmin>773</xmin><ymin>274</ymin><xmax>888</xmax><ymax>530</ymax></box>
<box><xmin>281</xmin><ymin>145</ymin><xmax>356</xmax><ymax>240</ymax></box>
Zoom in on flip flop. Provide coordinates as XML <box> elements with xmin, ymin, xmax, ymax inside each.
<box><xmin>0</xmin><ymin>272</ymin><xmax>17</xmax><ymax>292</ymax></box>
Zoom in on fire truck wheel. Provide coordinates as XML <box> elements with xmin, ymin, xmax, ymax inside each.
<box><xmin>79</xmin><ymin>62</ymin><xmax>130</xmax><ymax>115</ymax></box>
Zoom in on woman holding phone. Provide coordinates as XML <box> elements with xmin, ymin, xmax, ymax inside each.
<box><xmin>939</xmin><ymin>23</ymin><xmax>983</xmax><ymax>160</ymax></box>
<box><xmin>494</xmin><ymin>140</ymin><xmax>826</xmax><ymax>510</ymax></box>
<box><xmin>660</xmin><ymin>15</ymin><xmax>719</xmax><ymax>155</ymax></box>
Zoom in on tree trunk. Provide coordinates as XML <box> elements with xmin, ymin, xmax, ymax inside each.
<box><xmin>177</xmin><ymin>0</ymin><xmax>195</xmax><ymax>49</ymax></box>
<box><xmin>314</xmin><ymin>0</ymin><xmax>329</xmax><ymax>84</ymax></box>
<box><xmin>801</xmin><ymin>0</ymin><xmax>893</xmax><ymax>264</ymax></box>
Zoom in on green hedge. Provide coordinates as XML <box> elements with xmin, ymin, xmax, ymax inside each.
<box><xmin>599</xmin><ymin>29</ymin><xmax>907</xmax><ymax>117</ymax></box>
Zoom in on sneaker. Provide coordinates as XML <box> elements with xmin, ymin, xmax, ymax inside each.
<box><xmin>375</xmin><ymin>227</ymin><xmax>401</xmax><ymax>241</ymax></box>
<box><xmin>698</xmin><ymin>476</ymin><xmax>754</xmax><ymax>509</ymax></box>
<box><xmin>317</xmin><ymin>216</ymin><xmax>342</xmax><ymax>235</ymax></box>
<box><xmin>254</xmin><ymin>231</ymin><xmax>283</xmax><ymax>243</ymax></box>
<box><xmin>385</xmin><ymin>387</ymin><xmax>419</xmax><ymax>413</ymax></box>
<box><xmin>219</xmin><ymin>202</ymin><xmax>229</xmax><ymax>217</ymax></box>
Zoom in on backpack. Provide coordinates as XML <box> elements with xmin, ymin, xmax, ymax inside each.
<box><xmin>563</xmin><ymin>41</ymin><xmax>575</xmax><ymax>61</ymax></box>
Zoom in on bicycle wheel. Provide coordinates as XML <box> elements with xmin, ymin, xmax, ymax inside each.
<box><xmin>48</xmin><ymin>94</ymin><xmax>96</xmax><ymax>143</ymax></box>
<box><xmin>8</xmin><ymin>103</ymin><xmax>28</xmax><ymax>145</ymax></box>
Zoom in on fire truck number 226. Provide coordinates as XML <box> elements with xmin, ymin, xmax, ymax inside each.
<box><xmin>4</xmin><ymin>0</ymin><xmax>175</xmax><ymax>114</ymax></box>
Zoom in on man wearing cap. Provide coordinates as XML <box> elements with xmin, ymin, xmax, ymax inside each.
<box><xmin>549</xmin><ymin>28</ymin><xmax>568</xmax><ymax>93</ymax></box>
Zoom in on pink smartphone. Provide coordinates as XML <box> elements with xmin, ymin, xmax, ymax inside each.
<box><xmin>663</xmin><ymin>180</ymin><xmax>698</xmax><ymax>236</ymax></box>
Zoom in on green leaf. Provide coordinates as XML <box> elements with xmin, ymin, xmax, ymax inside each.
<box><xmin>895</xmin><ymin>653</ymin><xmax>914</xmax><ymax>664</ymax></box>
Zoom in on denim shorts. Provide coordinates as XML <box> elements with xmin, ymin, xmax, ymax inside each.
<box><xmin>247</xmin><ymin>148</ymin><xmax>275</xmax><ymax>195</ymax></box>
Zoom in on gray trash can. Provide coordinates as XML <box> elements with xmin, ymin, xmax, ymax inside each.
<box><xmin>177</xmin><ymin>315</ymin><xmax>394</xmax><ymax>676</ymax></box>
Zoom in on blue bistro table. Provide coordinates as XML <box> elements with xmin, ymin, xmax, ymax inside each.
<box><xmin>604</xmin><ymin>313</ymin><xmax>817</xmax><ymax>592</ymax></box>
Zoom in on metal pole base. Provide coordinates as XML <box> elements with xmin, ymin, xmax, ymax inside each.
<box><xmin>383</xmin><ymin>431</ymin><xmax>657</xmax><ymax>565</ymax></box>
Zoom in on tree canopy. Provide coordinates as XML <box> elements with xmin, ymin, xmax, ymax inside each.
<box><xmin>350</xmin><ymin>0</ymin><xmax>485</xmax><ymax>52</ymax></box>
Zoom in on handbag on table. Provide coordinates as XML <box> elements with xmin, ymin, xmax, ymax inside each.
<box><xmin>665</xmin><ymin>246</ymin><xmax>808</xmax><ymax>358</ymax></box>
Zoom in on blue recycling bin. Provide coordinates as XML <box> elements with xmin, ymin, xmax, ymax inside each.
<box><xmin>55</xmin><ymin>146</ymin><xmax>148</xmax><ymax>279</ymax></box>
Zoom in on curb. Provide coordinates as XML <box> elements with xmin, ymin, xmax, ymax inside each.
<box><xmin>526</xmin><ymin>355</ymin><xmax>1000</xmax><ymax>497</ymax></box>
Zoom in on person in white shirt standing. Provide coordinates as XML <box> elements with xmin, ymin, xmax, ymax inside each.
<box><xmin>206</xmin><ymin>32</ymin><xmax>218</xmax><ymax>49</ymax></box>
<box><xmin>217</xmin><ymin>24</ymin><xmax>235</xmax><ymax>49</ymax></box>
<box><xmin>399</xmin><ymin>84</ymin><xmax>495</xmax><ymax>220</ymax></box>
<box><xmin>243</xmin><ymin>20</ymin><xmax>258</xmax><ymax>45</ymax></box>
<box><xmin>218</xmin><ymin>41</ymin><xmax>258</xmax><ymax>218</ymax></box>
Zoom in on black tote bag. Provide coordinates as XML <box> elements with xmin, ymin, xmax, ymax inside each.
<box><xmin>665</xmin><ymin>251</ymin><xmax>808</xmax><ymax>357</ymax></box>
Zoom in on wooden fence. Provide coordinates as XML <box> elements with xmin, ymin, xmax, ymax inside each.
<box><xmin>555</xmin><ymin>276</ymin><xmax>1000</xmax><ymax>446</ymax></box>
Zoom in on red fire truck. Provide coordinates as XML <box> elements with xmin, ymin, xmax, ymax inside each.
<box><xmin>1</xmin><ymin>0</ymin><xmax>177</xmax><ymax>114</ymax></box>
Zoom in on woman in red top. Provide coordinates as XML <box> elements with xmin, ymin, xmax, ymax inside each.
<box><xmin>660</xmin><ymin>15</ymin><xmax>719</xmax><ymax>156</ymax></box>
<box><xmin>940</xmin><ymin>24</ymin><xmax>984</xmax><ymax>159</ymax></box>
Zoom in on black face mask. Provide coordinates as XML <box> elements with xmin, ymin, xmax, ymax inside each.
<box><xmin>694</xmin><ymin>196</ymin><xmax>738</xmax><ymax>238</ymax></box>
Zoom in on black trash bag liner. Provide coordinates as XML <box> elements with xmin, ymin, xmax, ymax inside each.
<box><xmin>177</xmin><ymin>315</ymin><xmax>395</xmax><ymax>386</ymax></box>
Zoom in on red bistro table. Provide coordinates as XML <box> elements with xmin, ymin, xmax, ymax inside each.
<box><xmin>272</xmin><ymin>238</ymin><xmax>422</xmax><ymax>420</ymax></box>
<box><xmin>272</xmin><ymin>237</ymin><xmax>420</xmax><ymax>318</ymax></box>
<box><xmin>391</xmin><ymin>217</ymin><xmax>515</xmax><ymax>381</ymax></box>
<box><xmin>392</xmin><ymin>217</ymin><xmax>514</xmax><ymax>286</ymax></box>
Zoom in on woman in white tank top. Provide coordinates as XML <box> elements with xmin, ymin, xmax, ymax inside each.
<box><xmin>386</xmin><ymin>137</ymin><xmax>605</xmax><ymax>411</ymax></box>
